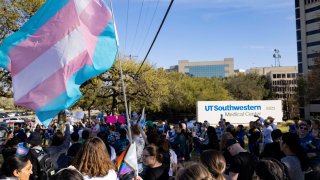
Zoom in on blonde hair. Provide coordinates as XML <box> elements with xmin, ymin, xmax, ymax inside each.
<box><xmin>201</xmin><ymin>150</ymin><xmax>226</xmax><ymax>180</ymax></box>
<box><xmin>176</xmin><ymin>162</ymin><xmax>214</xmax><ymax>180</ymax></box>
<box><xmin>73</xmin><ymin>137</ymin><xmax>115</xmax><ymax>177</ymax></box>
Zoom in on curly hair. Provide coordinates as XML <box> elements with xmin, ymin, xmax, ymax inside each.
<box><xmin>72</xmin><ymin>137</ymin><xmax>115</xmax><ymax>177</ymax></box>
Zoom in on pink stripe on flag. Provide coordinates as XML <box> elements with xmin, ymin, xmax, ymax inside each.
<box><xmin>14</xmin><ymin>0</ymin><xmax>113</xmax><ymax>110</ymax></box>
<box><xmin>15</xmin><ymin>51</ymin><xmax>90</xmax><ymax>110</ymax></box>
<box><xmin>79</xmin><ymin>0</ymin><xmax>112</xmax><ymax>58</ymax></box>
<box><xmin>10</xmin><ymin>1</ymin><xmax>79</xmax><ymax>76</ymax></box>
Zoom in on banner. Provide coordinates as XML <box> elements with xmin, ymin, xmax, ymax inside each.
<box><xmin>197</xmin><ymin>100</ymin><xmax>283</xmax><ymax>125</ymax></box>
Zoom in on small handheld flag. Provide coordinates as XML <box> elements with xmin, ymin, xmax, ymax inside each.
<box><xmin>117</xmin><ymin>146</ymin><xmax>131</xmax><ymax>175</ymax></box>
<box><xmin>117</xmin><ymin>143</ymin><xmax>138</xmax><ymax>176</ymax></box>
<box><xmin>139</xmin><ymin>107</ymin><xmax>146</xmax><ymax>129</ymax></box>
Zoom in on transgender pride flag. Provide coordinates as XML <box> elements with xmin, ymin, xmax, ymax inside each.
<box><xmin>0</xmin><ymin>0</ymin><xmax>118</xmax><ymax>126</ymax></box>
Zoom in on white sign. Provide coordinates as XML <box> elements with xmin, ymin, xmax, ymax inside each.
<box><xmin>75</xmin><ymin>111</ymin><xmax>85</xmax><ymax>119</ymax></box>
<box><xmin>197</xmin><ymin>100</ymin><xmax>283</xmax><ymax>125</ymax></box>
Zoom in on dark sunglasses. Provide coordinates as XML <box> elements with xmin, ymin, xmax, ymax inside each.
<box><xmin>299</xmin><ymin>126</ymin><xmax>308</xmax><ymax>130</ymax></box>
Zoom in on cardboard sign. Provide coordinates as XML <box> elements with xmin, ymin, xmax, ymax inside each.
<box><xmin>118</xmin><ymin>116</ymin><xmax>126</xmax><ymax>124</ymax></box>
<box><xmin>106</xmin><ymin>116</ymin><xmax>116</xmax><ymax>124</ymax></box>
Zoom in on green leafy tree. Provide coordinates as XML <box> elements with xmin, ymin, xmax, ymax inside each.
<box><xmin>165</xmin><ymin>73</ymin><xmax>231</xmax><ymax>114</ymax></box>
<box><xmin>73</xmin><ymin>77</ymin><xmax>104</xmax><ymax>119</ymax></box>
<box><xmin>306</xmin><ymin>57</ymin><xmax>320</xmax><ymax>101</ymax></box>
<box><xmin>0</xmin><ymin>97</ymin><xmax>14</xmax><ymax>109</ymax></box>
<box><xmin>224</xmin><ymin>73</ymin><xmax>269</xmax><ymax>100</ymax></box>
<box><xmin>74</xmin><ymin>58</ymin><xmax>170</xmax><ymax>116</ymax></box>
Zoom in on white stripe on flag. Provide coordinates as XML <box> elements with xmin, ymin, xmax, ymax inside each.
<box><xmin>74</xmin><ymin>0</ymin><xmax>91</xmax><ymax>16</ymax></box>
<box><xmin>13</xmin><ymin>27</ymin><xmax>86</xmax><ymax>100</ymax></box>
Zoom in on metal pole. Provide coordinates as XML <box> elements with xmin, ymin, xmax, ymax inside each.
<box><xmin>119</xmin><ymin>56</ymin><xmax>132</xmax><ymax>144</ymax></box>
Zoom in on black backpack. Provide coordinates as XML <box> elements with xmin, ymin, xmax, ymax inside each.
<box><xmin>30</xmin><ymin>149</ymin><xmax>55</xmax><ymax>180</ymax></box>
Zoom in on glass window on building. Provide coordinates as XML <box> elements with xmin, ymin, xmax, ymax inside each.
<box><xmin>296</xmin><ymin>19</ymin><xmax>301</xmax><ymax>29</ymax></box>
<box><xmin>298</xmin><ymin>63</ymin><xmax>303</xmax><ymax>73</ymax></box>
<box><xmin>273</xmin><ymin>74</ymin><xmax>276</xmax><ymax>78</ymax></box>
<box><xmin>298</xmin><ymin>52</ymin><xmax>302</xmax><ymax>62</ymax></box>
<box><xmin>277</xmin><ymin>74</ymin><xmax>281</xmax><ymax>78</ymax></box>
<box><xmin>295</xmin><ymin>0</ymin><xmax>299</xmax><ymax>8</ymax></box>
<box><xmin>295</xmin><ymin>8</ymin><xmax>300</xmax><ymax>19</ymax></box>
<box><xmin>297</xmin><ymin>41</ymin><xmax>302</xmax><ymax>51</ymax></box>
<box><xmin>282</xmin><ymin>74</ymin><xmax>286</xmax><ymax>78</ymax></box>
<box><xmin>287</xmin><ymin>74</ymin><xmax>291</xmax><ymax>78</ymax></box>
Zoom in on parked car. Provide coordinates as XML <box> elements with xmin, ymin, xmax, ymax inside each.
<box><xmin>0</xmin><ymin>113</ymin><xmax>8</xmax><ymax>118</ymax></box>
<box><xmin>7</xmin><ymin>112</ymin><xmax>16</xmax><ymax>117</ymax></box>
<box><xmin>3</xmin><ymin>117</ymin><xmax>24</xmax><ymax>122</ymax></box>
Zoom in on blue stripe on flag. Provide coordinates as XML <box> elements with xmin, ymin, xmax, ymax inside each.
<box><xmin>0</xmin><ymin>0</ymin><xmax>70</xmax><ymax>70</ymax></box>
<box><xmin>91</xmin><ymin>20</ymin><xmax>118</xmax><ymax>72</ymax></box>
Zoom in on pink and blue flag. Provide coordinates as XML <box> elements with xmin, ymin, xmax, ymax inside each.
<box><xmin>0</xmin><ymin>0</ymin><xmax>118</xmax><ymax>126</ymax></box>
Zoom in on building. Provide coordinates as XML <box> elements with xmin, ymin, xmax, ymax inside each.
<box><xmin>234</xmin><ymin>69</ymin><xmax>246</xmax><ymax>75</ymax></box>
<box><xmin>178</xmin><ymin>58</ymin><xmax>234</xmax><ymax>78</ymax></box>
<box><xmin>247</xmin><ymin>66</ymin><xmax>299</xmax><ymax>99</ymax></box>
<box><xmin>167</xmin><ymin>65</ymin><xmax>178</xmax><ymax>72</ymax></box>
<box><xmin>295</xmin><ymin>0</ymin><xmax>320</xmax><ymax>118</ymax></box>
<box><xmin>247</xmin><ymin>66</ymin><xmax>299</xmax><ymax>118</ymax></box>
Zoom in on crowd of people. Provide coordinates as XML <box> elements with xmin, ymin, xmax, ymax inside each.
<box><xmin>0</xmin><ymin>114</ymin><xmax>319</xmax><ymax>180</ymax></box>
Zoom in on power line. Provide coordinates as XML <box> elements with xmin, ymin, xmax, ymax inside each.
<box><xmin>135</xmin><ymin>0</ymin><xmax>174</xmax><ymax>75</ymax></box>
<box><xmin>136</xmin><ymin>0</ymin><xmax>160</xmax><ymax>57</ymax></box>
<box><xmin>129</xmin><ymin>0</ymin><xmax>145</xmax><ymax>54</ymax></box>
<box><xmin>124</xmin><ymin>0</ymin><xmax>130</xmax><ymax>54</ymax></box>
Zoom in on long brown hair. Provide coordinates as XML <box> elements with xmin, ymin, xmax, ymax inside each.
<box><xmin>176</xmin><ymin>162</ymin><xmax>213</xmax><ymax>180</ymax></box>
<box><xmin>73</xmin><ymin>137</ymin><xmax>115</xmax><ymax>177</ymax></box>
<box><xmin>201</xmin><ymin>150</ymin><xmax>226</xmax><ymax>180</ymax></box>
<box><xmin>220</xmin><ymin>132</ymin><xmax>234</xmax><ymax>150</ymax></box>
<box><xmin>144</xmin><ymin>145</ymin><xmax>163</xmax><ymax>163</ymax></box>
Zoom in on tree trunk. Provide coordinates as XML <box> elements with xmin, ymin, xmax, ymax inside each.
<box><xmin>88</xmin><ymin>108</ymin><xmax>91</xmax><ymax>120</ymax></box>
<box><xmin>112</xmin><ymin>93</ymin><xmax>117</xmax><ymax>115</ymax></box>
<box><xmin>57</xmin><ymin>110</ymin><xmax>66</xmax><ymax>130</ymax></box>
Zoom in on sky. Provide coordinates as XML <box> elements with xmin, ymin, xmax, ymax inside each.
<box><xmin>112</xmin><ymin>0</ymin><xmax>297</xmax><ymax>70</ymax></box>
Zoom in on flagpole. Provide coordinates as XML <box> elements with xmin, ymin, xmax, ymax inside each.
<box><xmin>119</xmin><ymin>56</ymin><xmax>132</xmax><ymax>144</ymax></box>
<box><xmin>109</xmin><ymin>0</ymin><xmax>132</xmax><ymax>144</ymax></box>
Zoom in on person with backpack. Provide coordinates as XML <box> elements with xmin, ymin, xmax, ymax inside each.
<box><xmin>171</xmin><ymin>123</ymin><xmax>187</xmax><ymax>162</ymax></box>
<box><xmin>26</xmin><ymin>131</ymin><xmax>55</xmax><ymax>180</ymax></box>
<box><xmin>45</xmin><ymin>119</ymin><xmax>71</xmax><ymax>170</ymax></box>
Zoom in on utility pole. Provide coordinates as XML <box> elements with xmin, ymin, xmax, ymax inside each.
<box><xmin>273</xmin><ymin>49</ymin><xmax>281</xmax><ymax>67</ymax></box>
<box><xmin>125</xmin><ymin>54</ymin><xmax>138</xmax><ymax>60</ymax></box>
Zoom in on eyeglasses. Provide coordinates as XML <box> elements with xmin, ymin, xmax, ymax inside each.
<box><xmin>299</xmin><ymin>126</ymin><xmax>308</xmax><ymax>130</ymax></box>
<box><xmin>142</xmin><ymin>154</ymin><xmax>152</xmax><ymax>158</ymax></box>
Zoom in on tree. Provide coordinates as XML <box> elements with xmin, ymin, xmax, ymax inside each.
<box><xmin>165</xmin><ymin>72</ymin><xmax>231</xmax><ymax>114</ymax></box>
<box><xmin>0</xmin><ymin>0</ymin><xmax>45</xmax><ymax>41</ymax></box>
<box><xmin>73</xmin><ymin>76</ymin><xmax>104</xmax><ymax>119</ymax></box>
<box><xmin>74</xmin><ymin>58</ymin><xmax>170</xmax><ymax>116</ymax></box>
<box><xmin>224</xmin><ymin>73</ymin><xmax>270</xmax><ymax>100</ymax></box>
<box><xmin>0</xmin><ymin>97</ymin><xmax>14</xmax><ymax>109</ymax></box>
<box><xmin>297</xmin><ymin>55</ymin><xmax>320</xmax><ymax>118</ymax></box>
<box><xmin>306</xmin><ymin>56</ymin><xmax>320</xmax><ymax>101</ymax></box>
<box><xmin>0</xmin><ymin>68</ymin><xmax>12</xmax><ymax>97</ymax></box>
